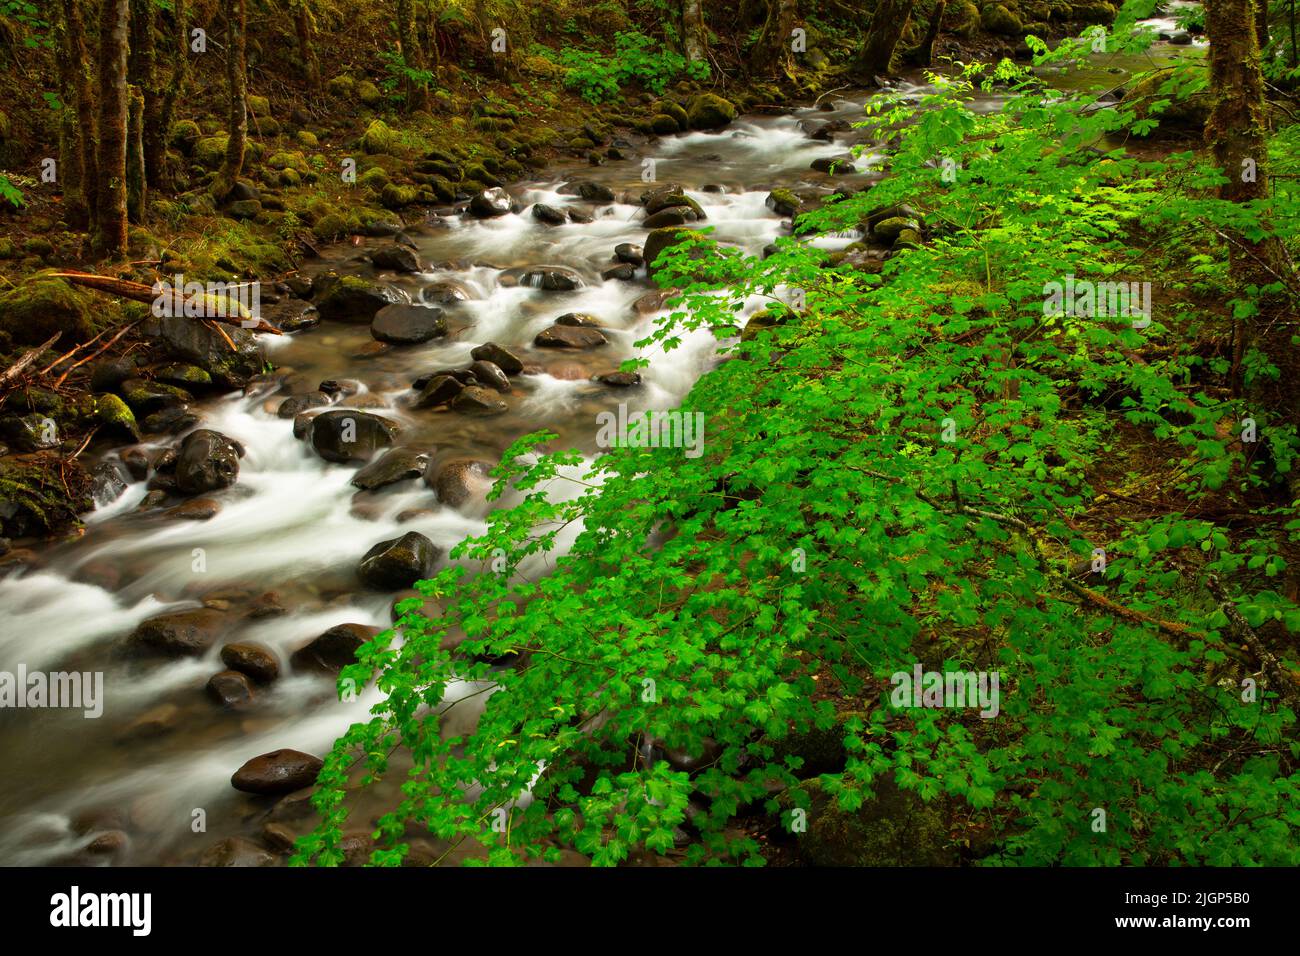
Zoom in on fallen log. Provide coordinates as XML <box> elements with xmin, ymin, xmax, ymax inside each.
<box><xmin>48</xmin><ymin>271</ymin><xmax>283</xmax><ymax>336</ymax></box>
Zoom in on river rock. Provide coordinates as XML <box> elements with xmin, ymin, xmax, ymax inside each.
<box><xmin>174</xmin><ymin>428</ymin><xmax>242</xmax><ymax>494</ymax></box>
<box><xmin>220</xmin><ymin>642</ymin><xmax>280</xmax><ymax>683</ymax></box>
<box><xmin>126</xmin><ymin>608</ymin><xmax>228</xmax><ymax>657</ymax></box>
<box><xmin>644</xmin><ymin>206</ymin><xmax>700</xmax><ymax>228</ymax></box>
<box><xmin>519</xmin><ymin>267</ymin><xmax>582</xmax><ymax>291</ymax></box>
<box><xmin>207</xmin><ymin>669</ymin><xmax>256</xmax><ymax>708</ymax></box>
<box><xmin>555</xmin><ymin>312</ymin><xmax>601</xmax><ymax>327</ymax></box>
<box><xmin>685</xmin><ymin>93</ymin><xmax>737</xmax><ymax>129</ymax></box>
<box><xmin>450</xmin><ymin>385</ymin><xmax>508</xmax><ymax>415</ymax></box>
<box><xmin>370</xmin><ymin>244</ymin><xmax>424</xmax><ymax>273</ymax></box>
<box><xmin>307</xmin><ymin>409</ymin><xmax>401</xmax><ymax>462</ymax></box>
<box><xmin>199</xmin><ymin>836</ymin><xmax>276</xmax><ymax>867</ymax></box>
<box><xmin>532</xmin><ymin>203</ymin><xmax>567</xmax><ymax>225</ymax></box>
<box><xmin>351</xmin><ymin>447</ymin><xmax>429</xmax><ymax>490</ymax></box>
<box><xmin>811</xmin><ymin>156</ymin><xmax>857</xmax><ymax>174</ymax></box>
<box><xmin>164</xmin><ymin>497</ymin><xmax>222</xmax><ymax>520</ymax></box>
<box><xmin>413</xmin><ymin>374</ymin><xmax>464</xmax><ymax>408</ymax></box>
<box><xmin>358</xmin><ymin>531</ymin><xmax>439</xmax><ymax>589</ymax></box>
<box><xmin>231</xmin><ymin>749</ymin><xmax>324</xmax><ymax>795</ymax></box>
<box><xmin>315</xmin><ymin>278</ymin><xmax>410</xmax><ymax>323</ymax></box>
<box><xmin>428</xmin><ymin>458</ymin><xmax>493</xmax><ymax>508</ymax></box>
<box><xmin>596</xmin><ymin>371</ymin><xmax>642</xmax><ymax>387</ymax></box>
<box><xmin>277</xmin><ymin>390</ymin><xmax>332</xmax><ymax>418</ymax></box>
<box><xmin>371</xmin><ymin>304</ymin><xmax>447</xmax><ymax>344</ymax></box>
<box><xmin>470</xmin><ymin>342</ymin><xmax>523</xmax><ymax>375</ymax></box>
<box><xmin>150</xmin><ymin>314</ymin><xmax>264</xmax><ymax>387</ymax></box>
<box><xmin>290</xmin><ymin>622</ymin><xmax>381</xmax><ymax>673</ymax></box>
<box><xmin>573</xmin><ymin>180</ymin><xmax>616</xmax><ymax>202</ymax></box>
<box><xmin>420</xmin><ymin>280</ymin><xmax>472</xmax><ymax>306</ymax></box>
<box><xmin>601</xmin><ymin>263</ymin><xmax>635</xmax><ymax>281</ymax></box>
<box><xmin>614</xmin><ymin>242</ymin><xmax>644</xmax><ymax>265</ymax></box>
<box><xmin>534</xmin><ymin>324</ymin><xmax>608</xmax><ymax>349</ymax></box>
<box><xmin>467</xmin><ymin>360</ymin><xmax>510</xmax><ymax>392</ymax></box>
<box><xmin>120</xmin><ymin>377</ymin><xmax>190</xmax><ymax>414</ymax></box>
<box><xmin>469</xmin><ymin>187</ymin><xmax>514</xmax><ymax>217</ymax></box>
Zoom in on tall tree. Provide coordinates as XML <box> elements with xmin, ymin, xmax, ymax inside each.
<box><xmin>158</xmin><ymin>0</ymin><xmax>188</xmax><ymax>190</ymax></box>
<box><xmin>213</xmin><ymin>0</ymin><xmax>248</xmax><ymax>201</ymax></box>
<box><xmin>129</xmin><ymin>0</ymin><xmax>166</xmax><ymax>192</ymax></box>
<box><xmin>854</xmin><ymin>0</ymin><xmax>916</xmax><ymax>77</ymax></box>
<box><xmin>752</xmin><ymin>0</ymin><xmax>797</xmax><ymax>78</ymax></box>
<box><xmin>60</xmin><ymin>0</ymin><xmax>99</xmax><ymax>232</ymax></box>
<box><xmin>295</xmin><ymin>0</ymin><xmax>321</xmax><ymax>90</ymax></box>
<box><xmin>395</xmin><ymin>0</ymin><xmax>429</xmax><ymax>111</ymax></box>
<box><xmin>682</xmin><ymin>0</ymin><xmax>708</xmax><ymax>65</ymax></box>
<box><xmin>93</xmin><ymin>0</ymin><xmax>131</xmax><ymax>258</ymax></box>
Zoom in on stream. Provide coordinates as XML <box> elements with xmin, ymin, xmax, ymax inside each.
<box><xmin>0</xmin><ymin>28</ymin><xmax>1198</xmax><ymax>866</ymax></box>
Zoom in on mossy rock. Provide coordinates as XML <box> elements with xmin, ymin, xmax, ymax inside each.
<box><xmin>266</xmin><ymin>150</ymin><xmax>310</xmax><ymax>175</ymax></box>
<box><xmin>0</xmin><ymin>276</ymin><xmax>101</xmax><ymax>347</ymax></box>
<box><xmin>1073</xmin><ymin>1</ymin><xmax>1117</xmax><ymax>24</ymax></box>
<box><xmin>295</xmin><ymin>130</ymin><xmax>320</xmax><ymax>149</ymax></box>
<box><xmin>357</xmin><ymin>80</ymin><xmax>384</xmax><ymax>107</ymax></box>
<box><xmin>1126</xmin><ymin>67</ymin><xmax>1211</xmax><ymax>130</ymax></box>
<box><xmin>246</xmin><ymin>94</ymin><xmax>271</xmax><ymax>117</ymax></box>
<box><xmin>568</xmin><ymin>137</ymin><xmax>595</xmax><ymax>150</ymax></box>
<box><xmin>650</xmin><ymin>114</ymin><xmax>680</xmax><ymax>134</ymax></box>
<box><xmin>22</xmin><ymin>236</ymin><xmax>53</xmax><ymax>259</ymax></box>
<box><xmin>279</xmin><ymin>168</ymin><xmax>301</xmax><ymax>187</ymax></box>
<box><xmin>224</xmin><ymin>199</ymin><xmax>262</xmax><ymax>220</ymax></box>
<box><xmin>0</xmin><ymin>238</ymin><xmax>16</xmax><ymax>259</ymax></box>
<box><xmin>981</xmin><ymin>3</ymin><xmax>1024</xmax><ymax>34</ymax></box>
<box><xmin>945</xmin><ymin>0</ymin><xmax>982</xmax><ymax>36</ymax></box>
<box><xmin>326</xmin><ymin>74</ymin><xmax>356</xmax><ymax>97</ymax></box>
<box><xmin>685</xmin><ymin>93</ymin><xmax>737</xmax><ymax>130</ymax></box>
<box><xmin>312</xmin><ymin>212</ymin><xmax>355</xmax><ymax>241</ymax></box>
<box><xmin>0</xmin><ymin>453</ymin><xmax>92</xmax><ymax>538</ymax></box>
<box><xmin>170</xmin><ymin>119</ymin><xmax>202</xmax><ymax>154</ymax></box>
<box><xmin>195</xmin><ymin>135</ymin><xmax>229</xmax><ymax>169</ymax></box>
<box><xmin>359</xmin><ymin>167</ymin><xmax>391</xmax><ymax>192</ymax></box>
<box><xmin>360</xmin><ymin>120</ymin><xmax>399</xmax><ymax>155</ymax></box>
<box><xmin>91</xmin><ymin>393</ymin><xmax>141</xmax><ymax>441</ymax></box>
<box><xmin>462</xmin><ymin>162</ymin><xmax>500</xmax><ymax>187</ymax></box>
<box><xmin>380</xmin><ymin>183</ymin><xmax>420</xmax><ymax>209</ymax></box>
<box><xmin>656</xmin><ymin>100</ymin><xmax>689</xmax><ymax>128</ymax></box>
<box><xmin>783</xmin><ymin>777</ymin><xmax>956</xmax><ymax>867</ymax></box>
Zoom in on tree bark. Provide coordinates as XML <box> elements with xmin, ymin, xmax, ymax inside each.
<box><xmin>296</xmin><ymin>0</ymin><xmax>321</xmax><ymax>89</ymax></box>
<box><xmin>396</xmin><ymin>0</ymin><xmax>429</xmax><ymax>111</ymax></box>
<box><xmin>129</xmin><ymin>0</ymin><xmax>165</xmax><ymax>191</ymax></box>
<box><xmin>911</xmin><ymin>0</ymin><xmax>945</xmax><ymax>67</ymax></box>
<box><xmin>158</xmin><ymin>0</ymin><xmax>187</xmax><ymax>190</ymax></box>
<box><xmin>683</xmin><ymin>0</ymin><xmax>708</xmax><ymax>64</ymax></box>
<box><xmin>1204</xmin><ymin>0</ymin><xmax>1300</xmax><ymax>435</ymax></box>
<box><xmin>61</xmin><ymin>0</ymin><xmax>99</xmax><ymax>231</ymax></box>
<box><xmin>126</xmin><ymin>87</ymin><xmax>146</xmax><ymax>223</ymax></box>
<box><xmin>93</xmin><ymin>0</ymin><xmax>131</xmax><ymax>258</ymax></box>
<box><xmin>752</xmin><ymin>0</ymin><xmax>797</xmax><ymax>77</ymax></box>
<box><xmin>855</xmin><ymin>0</ymin><xmax>916</xmax><ymax>77</ymax></box>
<box><xmin>213</xmin><ymin>0</ymin><xmax>248</xmax><ymax>201</ymax></box>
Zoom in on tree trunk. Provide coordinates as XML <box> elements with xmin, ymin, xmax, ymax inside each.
<box><xmin>1205</xmin><ymin>0</ymin><xmax>1300</xmax><ymax>435</ymax></box>
<box><xmin>855</xmin><ymin>0</ymin><xmax>916</xmax><ymax>77</ymax></box>
<box><xmin>129</xmin><ymin>0</ymin><xmax>165</xmax><ymax>191</ymax></box>
<box><xmin>683</xmin><ymin>0</ymin><xmax>708</xmax><ymax>64</ymax></box>
<box><xmin>126</xmin><ymin>87</ymin><xmax>146</xmax><ymax>223</ymax></box>
<box><xmin>296</xmin><ymin>0</ymin><xmax>320</xmax><ymax>90</ymax></box>
<box><xmin>61</xmin><ymin>0</ymin><xmax>98</xmax><ymax>231</ymax></box>
<box><xmin>213</xmin><ymin>0</ymin><xmax>248</xmax><ymax>201</ymax></box>
<box><xmin>158</xmin><ymin>0</ymin><xmax>188</xmax><ymax>190</ymax></box>
<box><xmin>93</xmin><ymin>0</ymin><xmax>131</xmax><ymax>259</ymax></box>
<box><xmin>912</xmin><ymin>0</ymin><xmax>945</xmax><ymax>67</ymax></box>
<box><xmin>395</xmin><ymin>0</ymin><xmax>428</xmax><ymax>111</ymax></box>
<box><xmin>752</xmin><ymin>0</ymin><xmax>797</xmax><ymax>77</ymax></box>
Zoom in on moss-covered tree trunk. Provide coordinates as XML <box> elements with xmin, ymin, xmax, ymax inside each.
<box><xmin>213</xmin><ymin>0</ymin><xmax>248</xmax><ymax>201</ymax></box>
<box><xmin>1205</xmin><ymin>0</ymin><xmax>1300</xmax><ymax>444</ymax></box>
<box><xmin>296</xmin><ymin>0</ymin><xmax>321</xmax><ymax>90</ymax></box>
<box><xmin>157</xmin><ymin>0</ymin><xmax>187</xmax><ymax>190</ymax></box>
<box><xmin>126</xmin><ymin>87</ymin><xmax>146</xmax><ymax>222</ymax></box>
<box><xmin>129</xmin><ymin>0</ymin><xmax>167</xmax><ymax>192</ymax></box>
<box><xmin>93</xmin><ymin>0</ymin><xmax>131</xmax><ymax>258</ymax></box>
<box><xmin>54</xmin><ymin>5</ymin><xmax>87</xmax><ymax>227</ymax></box>
<box><xmin>395</xmin><ymin>0</ymin><xmax>428</xmax><ymax>112</ymax></box>
<box><xmin>855</xmin><ymin>0</ymin><xmax>916</xmax><ymax>77</ymax></box>
<box><xmin>61</xmin><ymin>0</ymin><xmax>99</xmax><ymax>232</ymax></box>
<box><xmin>752</xmin><ymin>0</ymin><xmax>797</xmax><ymax>78</ymax></box>
<box><xmin>911</xmin><ymin>0</ymin><xmax>946</xmax><ymax>67</ymax></box>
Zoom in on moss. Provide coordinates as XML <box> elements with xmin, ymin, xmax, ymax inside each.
<box><xmin>1073</xmin><ymin>1</ymin><xmax>1117</xmax><ymax>23</ymax></box>
<box><xmin>22</xmin><ymin>236</ymin><xmax>53</xmax><ymax>259</ymax></box>
<box><xmin>295</xmin><ymin>130</ymin><xmax>319</xmax><ymax>148</ymax></box>
<box><xmin>0</xmin><ymin>453</ymin><xmax>92</xmax><ymax>538</ymax></box>
<box><xmin>1126</xmin><ymin>67</ymin><xmax>1212</xmax><ymax>129</ymax></box>
<box><xmin>0</xmin><ymin>275</ymin><xmax>101</xmax><ymax>346</ymax></box>
<box><xmin>279</xmin><ymin>168</ymin><xmax>301</xmax><ymax>187</ymax></box>
<box><xmin>357</xmin><ymin>80</ymin><xmax>384</xmax><ymax>107</ymax></box>
<box><xmin>224</xmin><ymin>199</ymin><xmax>262</xmax><ymax>220</ymax></box>
<box><xmin>945</xmin><ymin>0</ymin><xmax>982</xmax><ymax>36</ymax></box>
<box><xmin>380</xmin><ymin>183</ymin><xmax>420</xmax><ymax>209</ymax></box>
<box><xmin>0</xmin><ymin>238</ymin><xmax>16</xmax><ymax>259</ymax></box>
<box><xmin>656</xmin><ymin>100</ymin><xmax>689</xmax><ymax>128</ymax></box>
<box><xmin>650</xmin><ymin>113</ymin><xmax>680</xmax><ymax>134</ymax></box>
<box><xmin>312</xmin><ymin>212</ymin><xmax>354</xmax><ymax>240</ymax></box>
<box><xmin>170</xmin><ymin>119</ymin><xmax>202</xmax><ymax>154</ymax></box>
<box><xmin>981</xmin><ymin>3</ymin><xmax>1023</xmax><ymax>35</ymax></box>
<box><xmin>359</xmin><ymin>166</ymin><xmax>390</xmax><ymax>192</ymax></box>
<box><xmin>326</xmin><ymin>74</ymin><xmax>356</xmax><ymax>98</ymax></box>
<box><xmin>195</xmin><ymin>135</ymin><xmax>229</xmax><ymax>169</ymax></box>
<box><xmin>360</xmin><ymin>119</ymin><xmax>399</xmax><ymax>155</ymax></box>
<box><xmin>266</xmin><ymin>150</ymin><xmax>310</xmax><ymax>174</ymax></box>
<box><xmin>685</xmin><ymin>93</ymin><xmax>737</xmax><ymax>130</ymax></box>
<box><xmin>91</xmin><ymin>393</ymin><xmax>141</xmax><ymax>440</ymax></box>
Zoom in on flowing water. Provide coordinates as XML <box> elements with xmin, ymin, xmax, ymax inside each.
<box><xmin>0</xmin><ymin>32</ymin><xmax>1200</xmax><ymax>865</ymax></box>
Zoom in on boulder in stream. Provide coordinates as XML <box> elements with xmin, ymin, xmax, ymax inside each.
<box><xmin>221</xmin><ymin>642</ymin><xmax>280</xmax><ymax>683</ymax></box>
<box><xmin>125</xmin><ymin>608</ymin><xmax>229</xmax><ymax>657</ymax></box>
<box><xmin>231</xmin><ymin>749</ymin><xmax>324</xmax><ymax>795</ymax></box>
<box><xmin>291</xmin><ymin>622</ymin><xmax>381</xmax><ymax>673</ymax></box>
<box><xmin>315</xmin><ymin>277</ymin><xmax>410</xmax><ymax>323</ymax></box>
<box><xmin>469</xmin><ymin>187</ymin><xmax>515</xmax><ymax>217</ymax></box>
<box><xmin>351</xmin><ymin>447</ymin><xmax>429</xmax><ymax>490</ymax></box>
<box><xmin>371</xmin><ymin>304</ymin><xmax>447</xmax><ymax>345</ymax></box>
<box><xmin>306</xmin><ymin>409</ymin><xmax>401</xmax><ymax>463</ymax></box>
<box><xmin>358</xmin><ymin>531</ymin><xmax>439</xmax><ymax>590</ymax></box>
<box><xmin>174</xmin><ymin>428</ymin><xmax>242</xmax><ymax>494</ymax></box>
<box><xmin>534</xmin><ymin>324</ymin><xmax>609</xmax><ymax>349</ymax></box>
<box><xmin>470</xmin><ymin>342</ymin><xmax>524</xmax><ymax>375</ymax></box>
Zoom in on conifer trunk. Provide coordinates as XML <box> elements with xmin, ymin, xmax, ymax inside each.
<box><xmin>213</xmin><ymin>0</ymin><xmax>248</xmax><ymax>201</ymax></box>
<box><xmin>855</xmin><ymin>0</ymin><xmax>916</xmax><ymax>77</ymax></box>
<box><xmin>93</xmin><ymin>0</ymin><xmax>131</xmax><ymax>258</ymax></box>
<box><xmin>62</xmin><ymin>0</ymin><xmax>99</xmax><ymax>232</ymax></box>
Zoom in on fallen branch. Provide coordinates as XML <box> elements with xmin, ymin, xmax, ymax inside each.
<box><xmin>1205</xmin><ymin>574</ymin><xmax>1300</xmax><ymax>708</ymax></box>
<box><xmin>48</xmin><ymin>271</ymin><xmax>282</xmax><ymax>336</ymax></box>
<box><xmin>0</xmin><ymin>333</ymin><xmax>62</xmax><ymax>391</ymax></box>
